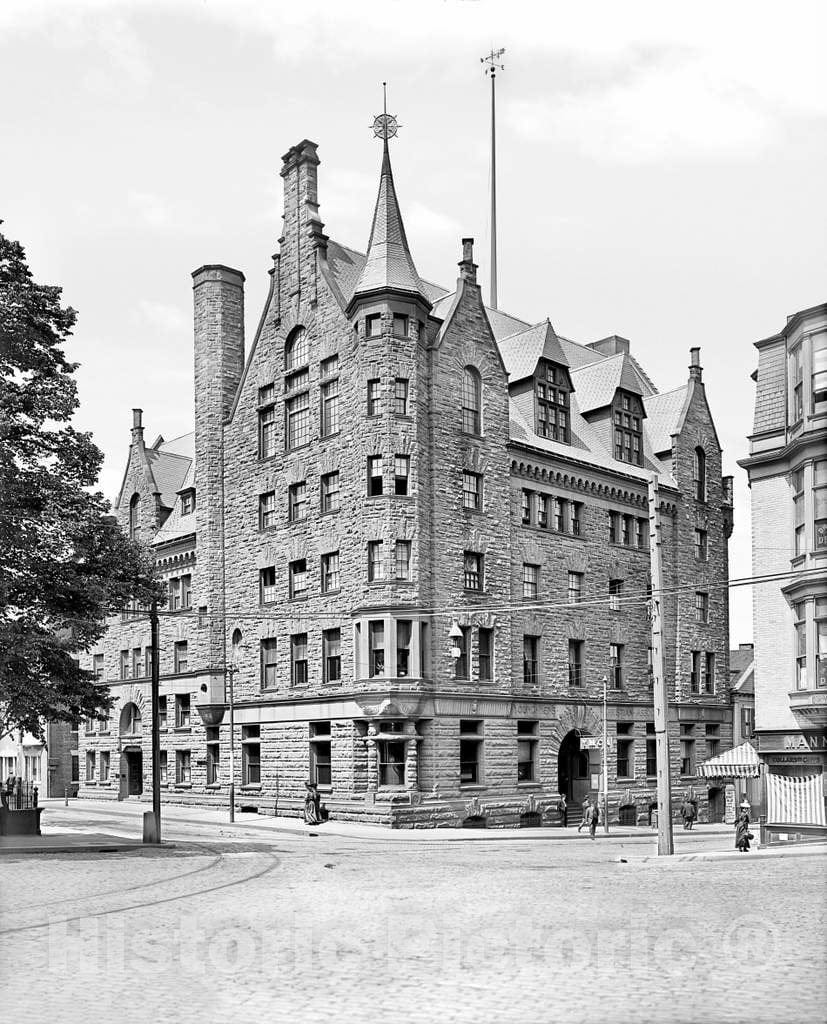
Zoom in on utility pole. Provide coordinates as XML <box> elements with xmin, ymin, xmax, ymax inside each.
<box><xmin>602</xmin><ymin>674</ymin><xmax>609</xmax><ymax>834</ymax></box>
<box><xmin>148</xmin><ymin>599</ymin><xmax>161</xmax><ymax>844</ymax></box>
<box><xmin>648</xmin><ymin>474</ymin><xmax>674</xmax><ymax>856</ymax></box>
<box><xmin>481</xmin><ymin>47</ymin><xmax>504</xmax><ymax>310</ymax></box>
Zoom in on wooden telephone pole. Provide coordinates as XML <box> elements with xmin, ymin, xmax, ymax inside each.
<box><xmin>648</xmin><ymin>475</ymin><xmax>674</xmax><ymax>856</ymax></box>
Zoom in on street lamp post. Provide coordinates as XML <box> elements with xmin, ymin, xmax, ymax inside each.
<box><xmin>227</xmin><ymin>661</ymin><xmax>236</xmax><ymax>824</ymax></box>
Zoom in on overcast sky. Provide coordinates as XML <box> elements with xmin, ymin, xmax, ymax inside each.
<box><xmin>2</xmin><ymin>0</ymin><xmax>826</xmax><ymax>644</ymax></box>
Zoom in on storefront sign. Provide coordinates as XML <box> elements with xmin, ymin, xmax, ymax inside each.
<box><xmin>758</xmin><ymin>731</ymin><xmax>827</xmax><ymax>754</ymax></box>
<box><xmin>580</xmin><ymin>736</ymin><xmax>615</xmax><ymax>751</ymax></box>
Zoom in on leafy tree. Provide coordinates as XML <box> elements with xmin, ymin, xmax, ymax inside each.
<box><xmin>0</xmin><ymin>226</ymin><xmax>162</xmax><ymax>738</ymax></box>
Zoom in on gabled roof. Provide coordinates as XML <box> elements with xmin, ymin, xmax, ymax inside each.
<box><xmin>146</xmin><ymin>433</ymin><xmax>194</xmax><ymax>509</ymax></box>
<box><xmin>349</xmin><ymin>141</ymin><xmax>429</xmax><ymax>306</ymax></box>
<box><xmin>644</xmin><ymin>386</ymin><xmax>689</xmax><ymax>454</ymax></box>
<box><xmin>497</xmin><ymin>320</ymin><xmax>569</xmax><ymax>382</ymax></box>
<box><xmin>569</xmin><ymin>352</ymin><xmax>648</xmax><ymax>414</ymax></box>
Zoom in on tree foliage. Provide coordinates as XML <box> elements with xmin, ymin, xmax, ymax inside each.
<box><xmin>0</xmin><ymin>226</ymin><xmax>162</xmax><ymax>738</ymax></box>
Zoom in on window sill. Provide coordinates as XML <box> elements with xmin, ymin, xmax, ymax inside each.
<box><xmin>85</xmin><ymin>780</ymin><xmax>97</xmax><ymax>786</ymax></box>
<box><xmin>174</xmin><ymin>783</ymin><xmax>193</xmax><ymax>789</ymax></box>
<box><xmin>206</xmin><ymin>783</ymin><xmax>222</xmax><ymax>789</ymax></box>
<box><xmin>459</xmin><ymin>783</ymin><xmax>486</xmax><ymax>791</ymax></box>
<box><xmin>98</xmin><ymin>730</ymin><xmax>111</xmax><ymax>736</ymax></box>
<box><xmin>319</xmin><ymin>509</ymin><xmax>341</xmax><ymax>517</ymax></box>
<box><xmin>285</xmin><ymin>442</ymin><xmax>313</xmax><ymax>455</ymax></box>
<box><xmin>517</xmin><ymin>781</ymin><xmax>542</xmax><ymax>788</ymax></box>
<box><xmin>289</xmin><ymin>596</ymin><xmax>309</xmax><ymax>603</ymax></box>
<box><xmin>240</xmin><ymin>784</ymin><xmax>262</xmax><ymax>791</ymax></box>
<box><xmin>321</xmin><ymin>588</ymin><xmax>341</xmax><ymax>597</ymax></box>
<box><xmin>174</xmin><ymin>726</ymin><xmax>192</xmax><ymax>734</ymax></box>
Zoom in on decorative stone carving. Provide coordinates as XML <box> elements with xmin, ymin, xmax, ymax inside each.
<box><xmin>464</xmin><ymin>795</ymin><xmax>484</xmax><ymax>819</ymax></box>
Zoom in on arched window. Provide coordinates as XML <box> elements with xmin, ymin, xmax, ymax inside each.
<box><xmin>461</xmin><ymin>366</ymin><xmax>482</xmax><ymax>435</ymax></box>
<box><xmin>694</xmin><ymin>447</ymin><xmax>706</xmax><ymax>502</ymax></box>
<box><xmin>284</xmin><ymin>326</ymin><xmax>308</xmax><ymax>372</ymax></box>
<box><xmin>231</xmin><ymin>628</ymin><xmax>243</xmax><ymax>670</ymax></box>
<box><xmin>129</xmin><ymin>493</ymin><xmax>140</xmax><ymax>539</ymax></box>
<box><xmin>119</xmin><ymin>702</ymin><xmax>142</xmax><ymax>736</ymax></box>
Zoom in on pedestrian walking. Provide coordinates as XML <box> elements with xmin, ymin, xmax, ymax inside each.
<box><xmin>557</xmin><ymin>794</ymin><xmax>567</xmax><ymax>828</ymax></box>
<box><xmin>589</xmin><ymin>799</ymin><xmax>599</xmax><ymax>840</ymax></box>
<box><xmin>577</xmin><ymin>797</ymin><xmax>591</xmax><ymax>833</ymax></box>
<box><xmin>303</xmin><ymin>781</ymin><xmax>322</xmax><ymax>825</ymax></box>
<box><xmin>735</xmin><ymin>810</ymin><xmax>753</xmax><ymax>852</ymax></box>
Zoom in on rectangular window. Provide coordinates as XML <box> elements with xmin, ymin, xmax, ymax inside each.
<box><xmin>635</xmin><ymin>518</ymin><xmax>647</xmax><ymax>549</ymax></box>
<box><xmin>610</xmin><ymin>643</ymin><xmax>624</xmax><ymax>689</ymax></box>
<box><xmin>812</xmin><ymin>334</ymin><xmax>827</xmax><ymax>415</ymax></box>
<box><xmin>181</xmin><ymin>491</ymin><xmax>194</xmax><ymax>516</ymax></box>
<box><xmin>570</xmin><ymin>502</ymin><xmax>582</xmax><ymax>536</ymax></box>
<box><xmin>703</xmin><ymin>652</ymin><xmax>715</xmax><ymax>694</ymax></box>
<box><xmin>132</xmin><ymin>646</ymin><xmax>143</xmax><ymax>679</ymax></box>
<box><xmin>158</xmin><ymin>695</ymin><xmax>167</xmax><ymax>730</ymax></box>
<box><xmin>455</xmin><ymin>625</ymin><xmax>471</xmax><ymax>679</ymax></box>
<box><xmin>260</xmin><ymin>638</ymin><xmax>278</xmax><ymax>690</ymax></box>
<box><xmin>367</xmin><ymin>455</ymin><xmax>383</xmax><ymax>495</ymax></box>
<box><xmin>523</xmin><ymin>635</ymin><xmax>539</xmax><ymax>686</ymax></box>
<box><xmin>168</xmin><ymin>576</ymin><xmax>182</xmax><ymax>611</ymax></box>
<box><xmin>291</xmin><ymin>633</ymin><xmax>308</xmax><ymax>686</ymax></box>
<box><xmin>176</xmin><ymin>749</ymin><xmax>191</xmax><ymax>785</ymax></box>
<box><xmin>694</xmin><ymin>529</ymin><xmax>708</xmax><ymax>562</ymax></box>
<box><xmin>120</xmin><ymin>649</ymin><xmax>130</xmax><ymax>680</ymax></box>
<box><xmin>259</xmin><ymin>490</ymin><xmax>277</xmax><ymax>529</ymax></box>
<box><xmin>86</xmin><ymin>751</ymin><xmax>95</xmax><ymax>782</ymax></box>
<box><xmin>206</xmin><ymin>727</ymin><xmax>220</xmax><ymax>785</ymax></box>
<box><xmin>288</xmin><ymin>481</ymin><xmax>308</xmax><ymax>522</ymax></box>
<box><xmin>695</xmin><ymin>591</ymin><xmax>709</xmax><ymax>624</ymax></box>
<box><xmin>320</xmin><ymin>378</ymin><xmax>339</xmax><ymax>437</ymax></box>
<box><xmin>622</xmin><ymin>515</ymin><xmax>632</xmax><ymax>546</ymax></box>
<box><xmin>394</xmin><ymin>455</ymin><xmax>410</xmax><ymax>495</ymax></box>
<box><xmin>260</xmin><ymin>566</ymin><xmax>277</xmax><ymax>605</ymax></box>
<box><xmin>396</xmin><ymin>620</ymin><xmax>412</xmax><ymax>677</ymax></box>
<box><xmin>367</xmin><ymin>540</ymin><xmax>385</xmax><ymax>582</ymax></box>
<box><xmin>463</xmin><ymin>471</ymin><xmax>482</xmax><ymax>511</ymax></box>
<box><xmin>609</xmin><ymin>512</ymin><xmax>621</xmax><ymax>544</ymax></box>
<box><xmin>814</xmin><ymin>461</ymin><xmax>827</xmax><ymax>551</ymax></box>
<box><xmin>537</xmin><ymin>493</ymin><xmax>549</xmax><ymax>528</ymax></box>
<box><xmin>680</xmin><ymin>724</ymin><xmax>695</xmax><ymax>776</ymax></box>
<box><xmin>616</xmin><ymin>722</ymin><xmax>634</xmax><ymax>779</ymax></box>
<box><xmin>706</xmin><ymin>723</ymin><xmax>720</xmax><ymax>759</ymax></box>
<box><xmin>517</xmin><ymin>720</ymin><xmax>538</xmax><ymax>782</ymax></box>
<box><xmin>367</xmin><ymin>379</ymin><xmax>381</xmax><ymax>416</ymax></box>
<box><xmin>180</xmin><ymin>574</ymin><xmax>192</xmax><ymax>610</ymax></box>
<box><xmin>393</xmin><ymin>313</ymin><xmax>409</xmax><ymax>337</ymax></box>
<box><xmin>795</xmin><ymin>603</ymin><xmax>808</xmax><ymax>689</ymax></box>
<box><xmin>366</xmin><ymin>314</ymin><xmax>382</xmax><ymax>338</ymax></box>
<box><xmin>553</xmin><ymin>498</ymin><xmax>565</xmax><ymax>532</ymax></box>
<box><xmin>92</xmin><ymin>653</ymin><xmax>104</xmax><ymax>679</ymax></box>
<box><xmin>320</xmin><ymin>471</ymin><xmax>341</xmax><ymax>513</ymax></box>
<box><xmin>394</xmin><ymin>377</ymin><xmax>409</xmax><ymax>415</ymax></box>
<box><xmin>523</xmin><ymin>563</ymin><xmax>539</xmax><ymax>600</ymax></box>
<box><xmin>378</xmin><ymin>734</ymin><xmax>406</xmax><ymax>787</ymax></box>
<box><xmin>159</xmin><ymin>750</ymin><xmax>168</xmax><ymax>783</ymax></box>
<box><xmin>395</xmin><ymin>540</ymin><xmax>411</xmax><ymax>580</ymax></box>
<box><xmin>321</xmin><ymin>551</ymin><xmax>340</xmax><ymax>593</ymax></box>
<box><xmin>567</xmin><ymin>571</ymin><xmax>583</xmax><ymax>605</ymax></box>
<box><xmin>817</xmin><ymin>597</ymin><xmax>827</xmax><ymax>688</ymax></box>
<box><xmin>289</xmin><ymin>558</ymin><xmax>308</xmax><ymax>600</ymax></box>
<box><xmin>286</xmin><ymin>391</ymin><xmax>310</xmax><ymax>450</ymax></box>
<box><xmin>464</xmin><ymin>551</ymin><xmax>483</xmax><ymax>591</ymax></box>
<box><xmin>71</xmin><ymin>755</ymin><xmax>79</xmax><ymax>784</ymax></box>
<box><xmin>690</xmin><ymin>651</ymin><xmax>702</xmax><ymax>694</ymax></box>
<box><xmin>259</xmin><ymin>403</ymin><xmax>276</xmax><ymax>459</ymax></box>
<box><xmin>609</xmin><ymin>579</ymin><xmax>623</xmax><ymax>612</ymax></box>
<box><xmin>310</xmin><ymin>722</ymin><xmax>332</xmax><ymax>787</ymax></box>
<box><xmin>320</xmin><ymin>354</ymin><xmax>338</xmax><ymax>378</ymax></box>
<box><xmin>175</xmin><ymin>693</ymin><xmax>191</xmax><ymax>727</ymax></box>
<box><xmin>368</xmin><ymin>620</ymin><xmax>385</xmax><ymax>678</ymax></box>
<box><xmin>99</xmin><ymin>751</ymin><xmax>110</xmax><ymax>782</ymax></box>
<box><xmin>84</xmin><ymin>714</ymin><xmax>96</xmax><ymax>734</ymax></box>
<box><xmin>323</xmin><ymin>629</ymin><xmax>341</xmax><ymax>683</ymax></box>
<box><xmin>174</xmin><ymin>642</ymin><xmax>188</xmax><ymax>674</ymax></box>
<box><xmin>242</xmin><ymin>725</ymin><xmax>261</xmax><ymax>786</ymax></box>
<box><xmin>478</xmin><ymin>627</ymin><xmax>493</xmax><ymax>681</ymax></box>
<box><xmin>568</xmin><ymin>639</ymin><xmax>583</xmax><ymax>687</ymax></box>
<box><xmin>521</xmin><ymin>490</ymin><xmax>533</xmax><ymax>525</ymax></box>
<box><xmin>646</xmin><ymin>722</ymin><xmax>657</xmax><ymax>776</ymax></box>
<box><xmin>459</xmin><ymin>720</ymin><xmax>482</xmax><ymax>785</ymax></box>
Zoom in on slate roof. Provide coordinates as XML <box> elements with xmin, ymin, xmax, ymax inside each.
<box><xmin>497</xmin><ymin>320</ymin><xmax>569</xmax><ymax>382</ymax></box>
<box><xmin>328</xmin><ymin>240</ymin><xmax>447</xmax><ymax>308</ymax></box>
<box><xmin>350</xmin><ymin>142</ymin><xmax>429</xmax><ymax>304</ymax></box>
<box><xmin>145</xmin><ymin>436</ymin><xmax>193</xmax><ymax>510</ymax></box>
<box><xmin>153</xmin><ymin>458</ymin><xmax>196</xmax><ymax>545</ymax></box>
<box><xmin>569</xmin><ymin>352</ymin><xmax>650</xmax><ymax>414</ymax></box>
<box><xmin>644</xmin><ymin>387</ymin><xmax>689</xmax><ymax>454</ymax></box>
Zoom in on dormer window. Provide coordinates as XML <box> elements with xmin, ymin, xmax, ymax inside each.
<box><xmin>181</xmin><ymin>491</ymin><xmax>195</xmax><ymax>516</ymax></box>
<box><xmin>613</xmin><ymin>390</ymin><xmax>644</xmax><ymax>466</ymax></box>
<box><xmin>536</xmin><ymin>362</ymin><xmax>570</xmax><ymax>443</ymax></box>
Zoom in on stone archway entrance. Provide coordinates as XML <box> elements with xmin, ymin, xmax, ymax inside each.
<box><xmin>557</xmin><ymin>730</ymin><xmax>591</xmax><ymax>805</ymax></box>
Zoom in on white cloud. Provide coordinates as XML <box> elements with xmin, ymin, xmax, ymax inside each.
<box><xmin>126</xmin><ymin>190</ymin><xmax>174</xmax><ymax>230</ymax></box>
<box><xmin>406</xmin><ymin>201</ymin><xmax>463</xmax><ymax>239</ymax></box>
<box><xmin>138</xmin><ymin>300</ymin><xmax>190</xmax><ymax>334</ymax></box>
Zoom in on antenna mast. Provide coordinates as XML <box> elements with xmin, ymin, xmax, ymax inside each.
<box><xmin>481</xmin><ymin>47</ymin><xmax>505</xmax><ymax>310</ymax></box>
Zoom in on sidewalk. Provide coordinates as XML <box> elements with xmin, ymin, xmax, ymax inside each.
<box><xmin>0</xmin><ymin>832</ymin><xmax>146</xmax><ymax>856</ymax></box>
<box><xmin>11</xmin><ymin>797</ymin><xmax>743</xmax><ymax>853</ymax></box>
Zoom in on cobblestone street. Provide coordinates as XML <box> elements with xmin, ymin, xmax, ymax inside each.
<box><xmin>1</xmin><ymin>804</ymin><xmax>824</xmax><ymax>1023</ymax></box>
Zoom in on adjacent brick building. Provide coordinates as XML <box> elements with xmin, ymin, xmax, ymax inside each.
<box><xmin>77</xmin><ymin>135</ymin><xmax>734</xmax><ymax>827</ymax></box>
<box><xmin>740</xmin><ymin>303</ymin><xmax>827</xmax><ymax>838</ymax></box>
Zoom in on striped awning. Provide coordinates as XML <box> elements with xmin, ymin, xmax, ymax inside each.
<box><xmin>767</xmin><ymin>770</ymin><xmax>826</xmax><ymax>826</ymax></box>
<box><xmin>697</xmin><ymin>741</ymin><xmax>760</xmax><ymax>779</ymax></box>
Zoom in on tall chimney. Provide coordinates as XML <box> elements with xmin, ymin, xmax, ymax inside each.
<box><xmin>131</xmin><ymin>408</ymin><xmax>144</xmax><ymax>446</ymax></box>
<box><xmin>689</xmin><ymin>347</ymin><xmax>703</xmax><ymax>382</ymax></box>
<box><xmin>459</xmin><ymin>237</ymin><xmax>477</xmax><ymax>285</ymax></box>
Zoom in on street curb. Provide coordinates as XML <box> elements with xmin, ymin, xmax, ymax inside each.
<box><xmin>619</xmin><ymin>842</ymin><xmax>827</xmax><ymax>864</ymax></box>
<box><xmin>0</xmin><ymin>837</ymin><xmax>175</xmax><ymax>856</ymax></box>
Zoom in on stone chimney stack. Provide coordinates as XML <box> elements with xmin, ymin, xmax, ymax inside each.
<box><xmin>459</xmin><ymin>237</ymin><xmax>477</xmax><ymax>285</ymax></box>
<box><xmin>279</xmin><ymin>140</ymin><xmax>323</xmax><ymax>299</ymax></box>
<box><xmin>689</xmin><ymin>347</ymin><xmax>703</xmax><ymax>382</ymax></box>
<box><xmin>131</xmin><ymin>408</ymin><xmax>144</xmax><ymax>447</ymax></box>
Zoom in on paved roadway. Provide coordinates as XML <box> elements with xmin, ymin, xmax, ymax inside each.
<box><xmin>1</xmin><ymin>802</ymin><xmax>824</xmax><ymax>1024</ymax></box>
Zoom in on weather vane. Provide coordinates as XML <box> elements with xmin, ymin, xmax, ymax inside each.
<box><xmin>371</xmin><ymin>82</ymin><xmax>400</xmax><ymax>142</ymax></box>
<box><xmin>481</xmin><ymin>47</ymin><xmax>505</xmax><ymax>76</ymax></box>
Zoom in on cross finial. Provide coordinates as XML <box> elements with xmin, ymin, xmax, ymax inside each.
<box><xmin>372</xmin><ymin>82</ymin><xmax>400</xmax><ymax>141</ymax></box>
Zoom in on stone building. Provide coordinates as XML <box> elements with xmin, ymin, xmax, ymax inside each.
<box><xmin>77</xmin><ymin>135</ymin><xmax>734</xmax><ymax>827</ymax></box>
<box><xmin>0</xmin><ymin>721</ymin><xmax>76</xmax><ymax>798</ymax></box>
<box><xmin>740</xmin><ymin>303</ymin><xmax>827</xmax><ymax>838</ymax></box>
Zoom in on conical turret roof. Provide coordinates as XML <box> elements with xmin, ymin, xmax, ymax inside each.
<box><xmin>350</xmin><ymin>140</ymin><xmax>430</xmax><ymax>308</ymax></box>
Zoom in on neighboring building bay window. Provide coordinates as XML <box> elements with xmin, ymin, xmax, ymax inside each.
<box><xmin>354</xmin><ymin>617</ymin><xmax>427</xmax><ymax>681</ymax></box>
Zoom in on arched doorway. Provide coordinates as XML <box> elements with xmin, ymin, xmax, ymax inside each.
<box><xmin>558</xmin><ymin>730</ymin><xmax>591</xmax><ymax>806</ymax></box>
<box><xmin>118</xmin><ymin>703</ymin><xmax>143</xmax><ymax>799</ymax></box>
